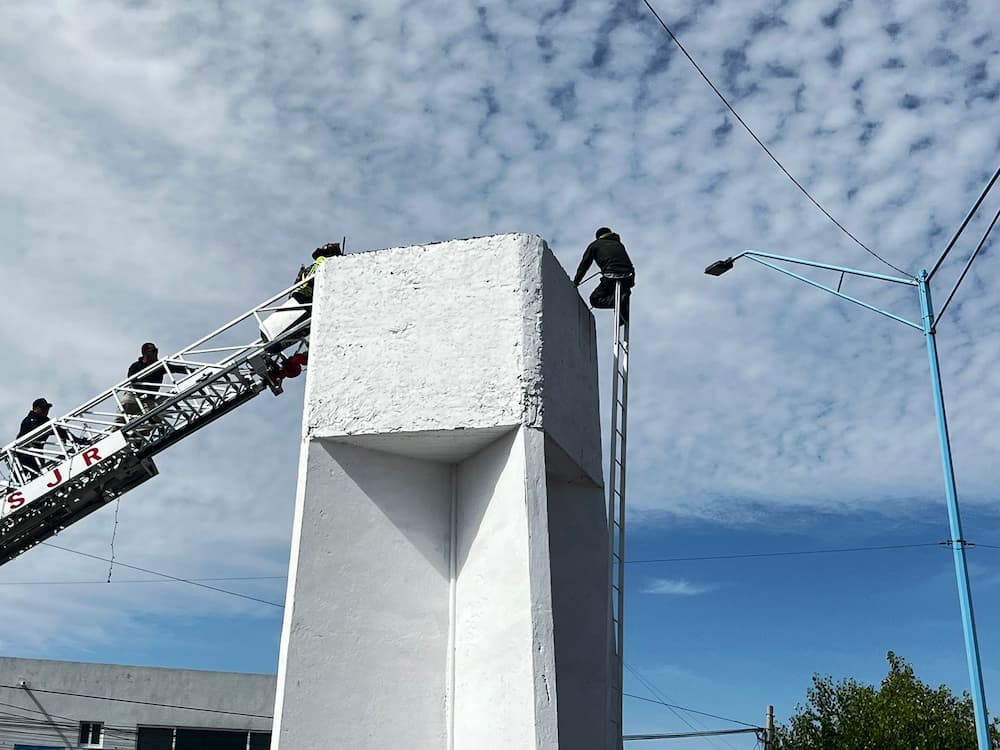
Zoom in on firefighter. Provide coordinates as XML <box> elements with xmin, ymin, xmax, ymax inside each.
<box><xmin>15</xmin><ymin>398</ymin><xmax>76</xmax><ymax>475</ymax></box>
<box><xmin>120</xmin><ymin>343</ymin><xmax>195</xmax><ymax>421</ymax></box>
<box><xmin>292</xmin><ymin>242</ymin><xmax>343</xmax><ymax>304</ymax></box>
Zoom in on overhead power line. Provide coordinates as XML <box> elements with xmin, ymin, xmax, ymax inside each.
<box><xmin>0</xmin><ymin>576</ymin><xmax>285</xmax><ymax>586</ymax></box>
<box><xmin>933</xmin><ymin>204</ymin><xmax>1000</xmax><ymax>328</ymax></box>
<box><xmin>625</xmin><ymin>662</ymin><xmax>758</xmax><ymax>728</ymax></box>
<box><xmin>929</xmin><ymin>165</ymin><xmax>1000</xmax><ymax>279</ymax></box>
<box><xmin>624</xmin><ymin>692</ymin><xmax>760</xmax><ymax>730</ymax></box>
<box><xmin>639</xmin><ymin>0</ymin><xmax>909</xmax><ymax>277</ymax></box>
<box><xmin>0</xmin><ymin>684</ymin><xmax>273</xmax><ymax>719</ymax></box>
<box><xmin>625</xmin><ymin>727</ymin><xmax>763</xmax><ymax>741</ymax></box>
<box><xmin>42</xmin><ymin>543</ymin><xmax>284</xmax><ymax>608</ymax></box>
<box><xmin>627</xmin><ymin>541</ymin><xmax>943</xmax><ymax>565</ymax></box>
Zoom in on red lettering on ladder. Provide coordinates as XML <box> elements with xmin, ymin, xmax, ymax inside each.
<box><xmin>6</xmin><ymin>491</ymin><xmax>25</xmax><ymax>510</ymax></box>
<box><xmin>82</xmin><ymin>448</ymin><xmax>102</xmax><ymax>467</ymax></box>
<box><xmin>46</xmin><ymin>467</ymin><xmax>64</xmax><ymax>488</ymax></box>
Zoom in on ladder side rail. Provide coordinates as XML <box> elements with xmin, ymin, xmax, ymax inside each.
<box><xmin>607</xmin><ymin>280</ymin><xmax>626</xmax><ymax>749</ymax></box>
<box><xmin>615</xmin><ymin>316</ymin><xmax>629</xmax><ymax>669</ymax></box>
<box><xmin>5</xmin><ymin>275</ymin><xmax>311</xmax><ymax>443</ymax></box>
<box><xmin>2</xmin><ymin>283</ymin><xmax>313</xmax><ymax>488</ymax></box>
<box><xmin>113</xmin><ymin>323</ymin><xmax>309</xmax><ymax>451</ymax></box>
<box><xmin>2</xmin><ymin>345</ymin><xmax>282</xmax><ymax>524</ymax></box>
<box><xmin>121</xmin><ymin>348</ymin><xmax>277</xmax><ymax>432</ymax></box>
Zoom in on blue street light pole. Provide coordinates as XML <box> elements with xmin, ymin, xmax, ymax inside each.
<box><xmin>917</xmin><ymin>270</ymin><xmax>991</xmax><ymax>748</ymax></box>
<box><xmin>705</xmin><ymin>252</ymin><xmax>992</xmax><ymax>750</ymax></box>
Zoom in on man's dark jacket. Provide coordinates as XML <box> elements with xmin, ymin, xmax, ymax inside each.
<box><xmin>573</xmin><ymin>232</ymin><xmax>634</xmax><ymax>285</ymax></box>
<box><xmin>17</xmin><ymin>411</ymin><xmax>72</xmax><ymax>443</ymax></box>
<box><xmin>17</xmin><ymin>412</ymin><xmax>47</xmax><ymax>439</ymax></box>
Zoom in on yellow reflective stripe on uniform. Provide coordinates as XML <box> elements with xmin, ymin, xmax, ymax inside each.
<box><xmin>296</xmin><ymin>256</ymin><xmax>327</xmax><ymax>298</ymax></box>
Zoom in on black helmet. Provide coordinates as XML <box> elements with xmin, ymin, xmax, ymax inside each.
<box><xmin>595</xmin><ymin>227</ymin><xmax>612</xmax><ymax>239</ymax></box>
<box><xmin>312</xmin><ymin>242</ymin><xmax>343</xmax><ymax>260</ymax></box>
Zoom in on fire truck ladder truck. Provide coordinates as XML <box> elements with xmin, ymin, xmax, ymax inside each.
<box><xmin>606</xmin><ymin>280</ymin><xmax>631</xmax><ymax>750</ymax></box>
<box><xmin>0</xmin><ymin>280</ymin><xmax>317</xmax><ymax>567</ymax></box>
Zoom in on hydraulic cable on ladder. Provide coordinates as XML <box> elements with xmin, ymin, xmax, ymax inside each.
<box><xmin>606</xmin><ymin>279</ymin><xmax>630</xmax><ymax>750</ymax></box>
<box><xmin>0</xmin><ymin>275</ymin><xmax>320</xmax><ymax>567</ymax></box>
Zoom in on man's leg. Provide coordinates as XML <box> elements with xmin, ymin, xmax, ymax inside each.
<box><xmin>119</xmin><ymin>392</ymin><xmax>141</xmax><ymax>424</ymax></box>
<box><xmin>589</xmin><ymin>278</ymin><xmax>617</xmax><ymax>309</ymax></box>
<box><xmin>18</xmin><ymin>453</ymin><xmax>40</xmax><ymax>477</ymax></box>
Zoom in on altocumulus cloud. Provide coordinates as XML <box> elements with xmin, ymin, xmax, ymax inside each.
<box><xmin>0</xmin><ymin>0</ymin><xmax>998</xmax><ymax>661</ymax></box>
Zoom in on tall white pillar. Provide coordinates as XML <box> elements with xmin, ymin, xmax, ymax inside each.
<box><xmin>273</xmin><ymin>234</ymin><xmax>611</xmax><ymax>749</ymax></box>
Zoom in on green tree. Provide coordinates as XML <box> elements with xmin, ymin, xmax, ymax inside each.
<box><xmin>775</xmin><ymin>652</ymin><xmax>1000</xmax><ymax>749</ymax></box>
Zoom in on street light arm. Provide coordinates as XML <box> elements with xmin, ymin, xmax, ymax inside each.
<box><xmin>744</xmin><ymin>255</ymin><xmax>923</xmax><ymax>331</ymax></box>
<box><xmin>742</xmin><ymin>251</ymin><xmax>917</xmax><ymax>285</ymax></box>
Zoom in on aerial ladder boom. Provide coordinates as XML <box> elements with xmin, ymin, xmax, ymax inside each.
<box><xmin>0</xmin><ymin>279</ymin><xmax>316</xmax><ymax>566</ymax></box>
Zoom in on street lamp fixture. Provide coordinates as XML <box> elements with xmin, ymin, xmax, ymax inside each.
<box><xmin>704</xmin><ymin>258</ymin><xmax>735</xmax><ymax>276</ymax></box>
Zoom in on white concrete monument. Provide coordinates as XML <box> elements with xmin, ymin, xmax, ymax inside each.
<box><xmin>273</xmin><ymin>234</ymin><xmax>611</xmax><ymax>749</ymax></box>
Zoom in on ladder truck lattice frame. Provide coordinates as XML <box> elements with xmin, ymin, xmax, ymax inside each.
<box><xmin>1</xmin><ymin>277</ymin><xmax>319</xmax><ymax>566</ymax></box>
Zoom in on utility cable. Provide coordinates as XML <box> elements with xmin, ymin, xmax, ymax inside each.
<box><xmin>628</xmin><ymin>541</ymin><xmax>941</xmax><ymax>565</ymax></box>
<box><xmin>625</xmin><ymin>669</ymin><xmax>716</xmax><ymax>748</ymax></box>
<box><xmin>0</xmin><ymin>684</ymin><xmax>273</xmax><ymax>719</ymax></box>
<box><xmin>929</xmin><ymin>165</ymin><xmax>1000</xmax><ymax>279</ymax></box>
<box><xmin>639</xmin><ymin>0</ymin><xmax>909</xmax><ymax>277</ymax></box>
<box><xmin>107</xmin><ymin>498</ymin><xmax>120</xmax><ymax>583</ymax></box>
<box><xmin>623</xmin><ymin>692</ymin><xmax>760</xmax><ymax>729</ymax></box>
<box><xmin>41</xmin><ymin>543</ymin><xmax>284</xmax><ymax>608</ymax></box>
<box><xmin>933</xmin><ymin>204</ymin><xmax>1000</xmax><ymax>329</ymax></box>
<box><xmin>0</xmin><ymin>576</ymin><xmax>285</xmax><ymax>585</ymax></box>
<box><xmin>625</xmin><ymin>661</ymin><xmax>754</xmax><ymax>750</ymax></box>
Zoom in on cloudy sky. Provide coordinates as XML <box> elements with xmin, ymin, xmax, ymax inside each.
<box><xmin>2</xmin><ymin>0</ymin><xmax>999</xmax><ymax>744</ymax></box>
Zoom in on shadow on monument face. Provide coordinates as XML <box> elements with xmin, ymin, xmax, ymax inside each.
<box><xmin>314</xmin><ymin>427</ymin><xmax>519</xmax><ymax>582</ymax></box>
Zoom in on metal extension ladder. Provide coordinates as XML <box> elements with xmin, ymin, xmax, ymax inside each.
<box><xmin>0</xmin><ymin>275</ymin><xmax>319</xmax><ymax>566</ymax></box>
<box><xmin>606</xmin><ymin>279</ymin><xmax>631</xmax><ymax>750</ymax></box>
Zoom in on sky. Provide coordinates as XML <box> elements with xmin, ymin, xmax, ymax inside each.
<box><xmin>1</xmin><ymin>0</ymin><xmax>999</xmax><ymax>746</ymax></box>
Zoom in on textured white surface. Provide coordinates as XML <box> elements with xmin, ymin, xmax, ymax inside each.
<box><xmin>275</xmin><ymin>234</ymin><xmax>609</xmax><ymax>749</ymax></box>
<box><xmin>303</xmin><ymin>233</ymin><xmax>601</xmax><ymax>483</ymax></box>
<box><xmin>305</xmin><ymin>234</ymin><xmax>541</xmax><ymax>437</ymax></box>
<box><xmin>453</xmin><ymin>427</ymin><xmax>554</xmax><ymax>748</ymax></box>
<box><xmin>275</xmin><ymin>440</ymin><xmax>451</xmax><ymax>749</ymax></box>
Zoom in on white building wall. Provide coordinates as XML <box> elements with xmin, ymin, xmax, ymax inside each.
<box><xmin>0</xmin><ymin>657</ymin><xmax>273</xmax><ymax>750</ymax></box>
<box><xmin>274</xmin><ymin>234</ymin><xmax>609</xmax><ymax>750</ymax></box>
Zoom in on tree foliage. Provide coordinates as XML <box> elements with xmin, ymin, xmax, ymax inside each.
<box><xmin>775</xmin><ymin>652</ymin><xmax>1000</xmax><ymax>749</ymax></box>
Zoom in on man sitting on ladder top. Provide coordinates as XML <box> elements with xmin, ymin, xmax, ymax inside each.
<box><xmin>573</xmin><ymin>227</ymin><xmax>635</xmax><ymax>324</ymax></box>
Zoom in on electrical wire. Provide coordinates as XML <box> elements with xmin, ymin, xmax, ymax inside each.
<box><xmin>623</xmin><ymin>692</ymin><xmax>760</xmax><ymax>729</ymax></box>
<box><xmin>625</xmin><ymin>662</ymin><xmax>755</xmax><ymax>750</ymax></box>
<box><xmin>928</xmin><ymin>165</ymin><xmax>1000</xmax><ymax>279</ymax></box>
<box><xmin>0</xmin><ymin>576</ymin><xmax>285</xmax><ymax>585</ymax></box>
<box><xmin>0</xmin><ymin>684</ymin><xmax>273</xmax><ymax>719</ymax></box>
<box><xmin>107</xmin><ymin>497</ymin><xmax>120</xmax><ymax>583</ymax></box>
<box><xmin>41</xmin><ymin>543</ymin><xmax>284</xmax><ymax>608</ymax></box>
<box><xmin>639</xmin><ymin>0</ymin><xmax>909</xmax><ymax>277</ymax></box>
<box><xmin>933</xmin><ymin>204</ymin><xmax>1000</xmax><ymax>329</ymax></box>
<box><xmin>627</xmin><ymin>541</ymin><xmax>942</xmax><ymax>565</ymax></box>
